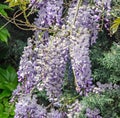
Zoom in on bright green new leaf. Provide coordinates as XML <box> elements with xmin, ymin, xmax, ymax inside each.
<box><xmin>111</xmin><ymin>17</ymin><xmax>120</xmax><ymax>34</ymax></box>
<box><xmin>5</xmin><ymin>0</ymin><xmax>29</xmax><ymax>8</ymax></box>
<box><xmin>9</xmin><ymin>105</ymin><xmax>15</xmax><ymax>116</ymax></box>
<box><xmin>111</xmin><ymin>23</ymin><xmax>119</xmax><ymax>34</ymax></box>
<box><xmin>113</xmin><ymin>17</ymin><xmax>120</xmax><ymax>23</ymax></box>
<box><xmin>0</xmin><ymin>4</ymin><xmax>12</xmax><ymax>17</ymax></box>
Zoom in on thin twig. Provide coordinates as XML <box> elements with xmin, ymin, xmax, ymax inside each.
<box><xmin>73</xmin><ymin>0</ymin><xmax>83</xmax><ymax>25</ymax></box>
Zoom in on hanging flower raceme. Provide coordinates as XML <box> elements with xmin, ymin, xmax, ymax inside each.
<box><xmin>66</xmin><ymin>2</ymin><xmax>99</xmax><ymax>95</ymax></box>
<box><xmin>34</xmin><ymin>0</ymin><xmax>64</xmax><ymax>40</ymax></box>
<box><xmin>14</xmin><ymin>94</ymin><xmax>47</xmax><ymax>118</ymax></box>
<box><xmin>36</xmin><ymin>34</ymin><xmax>69</xmax><ymax>103</ymax></box>
<box><xmin>85</xmin><ymin>108</ymin><xmax>102</xmax><ymax>118</ymax></box>
<box><xmin>47</xmin><ymin>109</ymin><xmax>66</xmax><ymax>118</ymax></box>
<box><xmin>13</xmin><ymin>0</ymin><xmax>113</xmax><ymax>117</ymax></box>
<box><xmin>14</xmin><ymin>93</ymin><xmax>67</xmax><ymax>118</ymax></box>
<box><xmin>17</xmin><ymin>38</ymin><xmax>38</xmax><ymax>93</ymax></box>
<box><xmin>66</xmin><ymin>0</ymin><xmax>112</xmax><ymax>95</ymax></box>
<box><xmin>69</xmin><ymin>28</ymin><xmax>94</xmax><ymax>96</ymax></box>
<box><xmin>94</xmin><ymin>0</ymin><xmax>112</xmax><ymax>30</ymax></box>
<box><xmin>67</xmin><ymin>100</ymin><xmax>83</xmax><ymax>117</ymax></box>
<box><xmin>13</xmin><ymin>34</ymin><xmax>69</xmax><ymax>117</ymax></box>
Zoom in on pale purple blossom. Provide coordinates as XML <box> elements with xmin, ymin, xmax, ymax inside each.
<box><xmin>47</xmin><ymin>109</ymin><xmax>66</xmax><ymax>118</ymax></box>
<box><xmin>67</xmin><ymin>100</ymin><xmax>82</xmax><ymax>118</ymax></box>
<box><xmin>85</xmin><ymin>108</ymin><xmax>102</xmax><ymax>118</ymax></box>
<box><xmin>14</xmin><ymin>94</ymin><xmax>47</xmax><ymax>118</ymax></box>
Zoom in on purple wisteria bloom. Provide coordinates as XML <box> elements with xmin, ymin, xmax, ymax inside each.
<box><xmin>13</xmin><ymin>0</ymin><xmax>113</xmax><ymax>117</ymax></box>
<box><xmin>85</xmin><ymin>108</ymin><xmax>102</xmax><ymax>118</ymax></box>
<box><xmin>14</xmin><ymin>94</ymin><xmax>47</xmax><ymax>118</ymax></box>
<box><xmin>34</xmin><ymin>0</ymin><xmax>63</xmax><ymax>40</ymax></box>
<box><xmin>67</xmin><ymin>100</ymin><xmax>82</xmax><ymax>117</ymax></box>
<box><xmin>17</xmin><ymin>38</ymin><xmax>38</xmax><ymax>93</ymax></box>
<box><xmin>47</xmin><ymin>109</ymin><xmax>66</xmax><ymax>118</ymax></box>
<box><xmin>69</xmin><ymin>27</ymin><xmax>94</xmax><ymax>95</ymax></box>
<box><xmin>36</xmin><ymin>35</ymin><xmax>69</xmax><ymax>103</ymax></box>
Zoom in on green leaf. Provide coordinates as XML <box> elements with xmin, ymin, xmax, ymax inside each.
<box><xmin>0</xmin><ymin>9</ymin><xmax>7</xmax><ymax>17</ymax></box>
<box><xmin>0</xmin><ymin>68</ymin><xmax>8</xmax><ymax>81</ymax></box>
<box><xmin>0</xmin><ymin>4</ymin><xmax>12</xmax><ymax>17</ymax></box>
<box><xmin>0</xmin><ymin>74</ymin><xmax>8</xmax><ymax>89</ymax></box>
<box><xmin>7</xmin><ymin>66</ymin><xmax>17</xmax><ymax>82</ymax></box>
<box><xmin>0</xmin><ymin>90</ymin><xmax>11</xmax><ymax>100</ymax></box>
<box><xmin>81</xmin><ymin>94</ymin><xmax>113</xmax><ymax>110</ymax></box>
<box><xmin>0</xmin><ymin>28</ymin><xmax>10</xmax><ymax>43</ymax></box>
<box><xmin>3</xmin><ymin>98</ymin><xmax>9</xmax><ymax>107</ymax></box>
<box><xmin>0</xmin><ymin>66</ymin><xmax>18</xmax><ymax>91</ymax></box>
<box><xmin>0</xmin><ymin>103</ymin><xmax>4</xmax><ymax>113</ymax></box>
<box><xmin>0</xmin><ymin>83</ymin><xmax>7</xmax><ymax>89</ymax></box>
<box><xmin>0</xmin><ymin>112</ymin><xmax>9</xmax><ymax>118</ymax></box>
<box><xmin>9</xmin><ymin>105</ymin><xmax>15</xmax><ymax>116</ymax></box>
<box><xmin>4</xmin><ymin>83</ymin><xmax>17</xmax><ymax>91</ymax></box>
<box><xmin>0</xmin><ymin>66</ymin><xmax>17</xmax><ymax>82</ymax></box>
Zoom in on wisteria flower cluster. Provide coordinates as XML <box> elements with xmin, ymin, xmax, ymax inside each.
<box><xmin>12</xmin><ymin>0</ymin><xmax>113</xmax><ymax>117</ymax></box>
<box><xmin>85</xmin><ymin>108</ymin><xmax>102</xmax><ymax>118</ymax></box>
<box><xmin>93</xmin><ymin>82</ymin><xmax>120</xmax><ymax>93</ymax></box>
